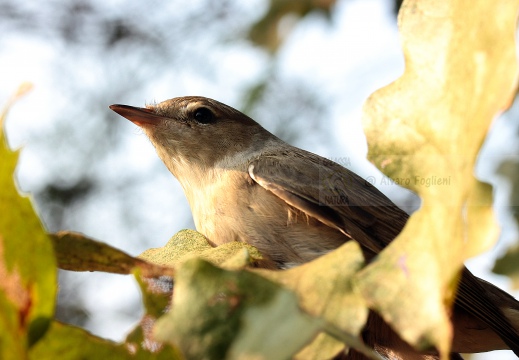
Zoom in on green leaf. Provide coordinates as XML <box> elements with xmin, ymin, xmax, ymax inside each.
<box><xmin>248</xmin><ymin>0</ymin><xmax>336</xmax><ymax>53</ymax></box>
<box><xmin>493</xmin><ymin>245</ymin><xmax>519</xmax><ymax>289</ymax></box>
<box><xmin>29</xmin><ymin>322</ymin><xmax>131</xmax><ymax>360</ymax></box>
<box><xmin>51</xmin><ymin>231</ymin><xmax>174</xmax><ymax>277</ymax></box>
<box><xmin>227</xmin><ymin>289</ymin><xmax>321</xmax><ymax>359</ymax></box>
<box><xmin>154</xmin><ymin>258</ymin><xmax>322</xmax><ymax>360</ymax></box>
<box><xmin>139</xmin><ymin>229</ymin><xmax>263</xmax><ymax>270</ymax></box>
<box><xmin>256</xmin><ymin>241</ymin><xmax>367</xmax><ymax>337</ymax></box>
<box><xmin>256</xmin><ymin>241</ymin><xmax>384</xmax><ymax>359</ymax></box>
<box><xmin>359</xmin><ymin>0</ymin><xmax>519</xmax><ymax>356</ymax></box>
<box><xmin>493</xmin><ymin>159</ymin><xmax>519</xmax><ymax>288</ymax></box>
<box><xmin>294</xmin><ymin>333</ymin><xmax>345</xmax><ymax>360</ymax></box>
<box><xmin>52</xmin><ymin>233</ymin><xmax>184</xmax><ymax>357</ymax></box>
<box><xmin>51</xmin><ymin>234</ymin><xmax>183</xmax><ymax>358</ymax></box>
<box><xmin>0</xmin><ymin>84</ymin><xmax>56</xmax><ymax>358</ymax></box>
<box><xmin>123</xmin><ymin>270</ymin><xmax>178</xmax><ymax>358</ymax></box>
<box><xmin>133</xmin><ymin>271</ymin><xmax>172</xmax><ymax>319</ymax></box>
<box><xmin>29</xmin><ymin>321</ymin><xmax>182</xmax><ymax>360</ymax></box>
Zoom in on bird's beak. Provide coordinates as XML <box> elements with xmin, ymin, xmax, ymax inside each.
<box><xmin>109</xmin><ymin>104</ymin><xmax>164</xmax><ymax>127</ymax></box>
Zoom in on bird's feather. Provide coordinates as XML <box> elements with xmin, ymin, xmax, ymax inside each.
<box><xmin>249</xmin><ymin>150</ymin><xmax>408</xmax><ymax>255</ymax></box>
<box><xmin>249</xmin><ymin>150</ymin><xmax>519</xmax><ymax>356</ymax></box>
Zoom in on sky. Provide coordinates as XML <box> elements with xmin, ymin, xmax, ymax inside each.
<box><xmin>2</xmin><ymin>0</ymin><xmax>518</xmax><ymax>359</ymax></box>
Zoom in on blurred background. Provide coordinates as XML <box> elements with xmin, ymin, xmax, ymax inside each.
<box><xmin>1</xmin><ymin>0</ymin><xmax>518</xmax><ymax>358</ymax></box>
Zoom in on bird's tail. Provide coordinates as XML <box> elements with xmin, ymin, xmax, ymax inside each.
<box><xmin>457</xmin><ymin>268</ymin><xmax>519</xmax><ymax>356</ymax></box>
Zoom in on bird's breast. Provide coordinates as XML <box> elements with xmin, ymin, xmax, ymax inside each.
<box><xmin>187</xmin><ymin>169</ymin><xmax>346</xmax><ymax>268</ymax></box>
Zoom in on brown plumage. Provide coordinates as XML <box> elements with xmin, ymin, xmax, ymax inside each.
<box><xmin>110</xmin><ymin>96</ymin><xmax>519</xmax><ymax>359</ymax></box>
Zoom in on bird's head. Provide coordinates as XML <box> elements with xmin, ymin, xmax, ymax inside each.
<box><xmin>110</xmin><ymin>96</ymin><xmax>274</xmax><ymax>180</ymax></box>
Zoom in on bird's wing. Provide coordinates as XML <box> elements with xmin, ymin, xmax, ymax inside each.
<box><xmin>248</xmin><ymin>150</ymin><xmax>409</xmax><ymax>255</ymax></box>
<box><xmin>249</xmin><ymin>151</ymin><xmax>519</xmax><ymax>355</ymax></box>
<box><xmin>457</xmin><ymin>268</ymin><xmax>519</xmax><ymax>356</ymax></box>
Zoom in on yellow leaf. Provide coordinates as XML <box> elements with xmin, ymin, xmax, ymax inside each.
<box><xmin>358</xmin><ymin>0</ymin><xmax>519</xmax><ymax>356</ymax></box>
<box><xmin>0</xmin><ymin>85</ymin><xmax>56</xmax><ymax>358</ymax></box>
<box><xmin>139</xmin><ymin>229</ymin><xmax>263</xmax><ymax>270</ymax></box>
<box><xmin>29</xmin><ymin>321</ymin><xmax>182</xmax><ymax>360</ymax></box>
<box><xmin>256</xmin><ymin>241</ymin><xmax>367</xmax><ymax>337</ymax></box>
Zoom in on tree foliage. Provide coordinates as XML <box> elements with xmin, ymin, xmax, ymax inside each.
<box><xmin>2</xmin><ymin>0</ymin><xmax>519</xmax><ymax>359</ymax></box>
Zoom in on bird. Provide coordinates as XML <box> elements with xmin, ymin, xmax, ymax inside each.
<box><xmin>110</xmin><ymin>96</ymin><xmax>519</xmax><ymax>359</ymax></box>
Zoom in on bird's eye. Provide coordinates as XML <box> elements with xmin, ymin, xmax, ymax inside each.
<box><xmin>193</xmin><ymin>107</ymin><xmax>214</xmax><ymax>124</ymax></box>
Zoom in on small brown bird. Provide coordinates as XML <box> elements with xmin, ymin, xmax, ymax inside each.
<box><xmin>110</xmin><ymin>96</ymin><xmax>519</xmax><ymax>359</ymax></box>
